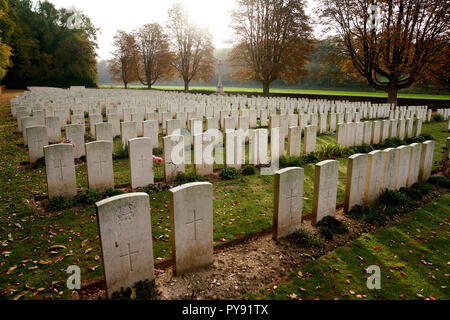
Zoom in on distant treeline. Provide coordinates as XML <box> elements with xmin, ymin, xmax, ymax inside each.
<box><xmin>98</xmin><ymin>44</ymin><xmax>448</xmax><ymax>94</ymax></box>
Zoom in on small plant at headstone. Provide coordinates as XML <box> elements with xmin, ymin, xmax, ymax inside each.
<box><xmin>279</xmin><ymin>155</ymin><xmax>303</xmax><ymax>168</ymax></box>
<box><xmin>242</xmin><ymin>165</ymin><xmax>256</xmax><ymax>175</ymax></box>
<box><xmin>31</xmin><ymin>157</ymin><xmax>45</xmax><ymax>169</ymax></box>
<box><xmin>316</xmin><ymin>216</ymin><xmax>349</xmax><ymax>240</ymax></box>
<box><xmin>74</xmin><ymin>189</ymin><xmax>102</xmax><ymax>206</ymax></box>
<box><xmin>84</xmin><ymin>111</ymin><xmax>89</xmax><ymax>118</ymax></box>
<box><xmin>152</xmin><ymin>147</ymin><xmax>163</xmax><ymax>156</ymax></box>
<box><xmin>113</xmin><ymin>144</ymin><xmax>129</xmax><ymax>160</ymax></box>
<box><xmin>431</xmin><ymin>114</ymin><xmax>444</xmax><ymax>122</ymax></box>
<box><xmin>347</xmin><ymin>205</ymin><xmax>385</xmax><ymax>224</ymax></box>
<box><xmin>288</xmin><ymin>228</ymin><xmax>325</xmax><ymax>249</ymax></box>
<box><xmin>400</xmin><ymin>183</ymin><xmax>432</xmax><ymax>202</ymax></box>
<box><xmin>175</xmin><ymin>172</ymin><xmax>205</xmax><ymax>184</ymax></box>
<box><xmin>219</xmin><ymin>167</ymin><xmax>241</xmax><ymax>180</ymax></box>
<box><xmin>111</xmin><ymin>279</ymin><xmax>159</xmax><ymax>300</ymax></box>
<box><xmin>428</xmin><ymin>176</ymin><xmax>450</xmax><ymax>188</ymax></box>
<box><xmin>378</xmin><ymin>189</ymin><xmax>408</xmax><ymax>207</ymax></box>
<box><xmin>346</xmin><ymin>144</ymin><xmax>374</xmax><ymax>155</ymax></box>
<box><xmin>301</xmin><ymin>153</ymin><xmax>320</xmax><ymax>165</ymax></box>
<box><xmin>104</xmin><ymin>188</ymin><xmax>124</xmax><ymax>197</ymax></box>
<box><xmin>84</xmin><ymin>133</ymin><xmax>94</xmax><ymax>142</ymax></box>
<box><xmin>49</xmin><ymin>196</ymin><xmax>74</xmax><ymax>211</ymax></box>
<box><xmin>382</xmin><ymin>137</ymin><xmax>405</xmax><ymax>148</ymax></box>
<box><xmin>316</xmin><ymin>143</ymin><xmax>346</xmax><ymax>160</ymax></box>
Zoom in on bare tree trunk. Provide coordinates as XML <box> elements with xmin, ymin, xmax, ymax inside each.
<box><xmin>124</xmin><ymin>82</ymin><xmax>128</xmax><ymax>89</ymax></box>
<box><xmin>387</xmin><ymin>86</ymin><xmax>398</xmax><ymax>105</ymax></box>
<box><xmin>184</xmin><ymin>79</ymin><xmax>189</xmax><ymax>93</ymax></box>
<box><xmin>147</xmin><ymin>83</ymin><xmax>152</xmax><ymax>89</ymax></box>
<box><xmin>262</xmin><ymin>81</ymin><xmax>270</xmax><ymax>95</ymax></box>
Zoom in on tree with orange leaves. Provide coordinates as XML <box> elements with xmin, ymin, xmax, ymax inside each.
<box><xmin>134</xmin><ymin>23</ymin><xmax>174</xmax><ymax>89</ymax></box>
<box><xmin>318</xmin><ymin>0</ymin><xmax>450</xmax><ymax>104</ymax></box>
<box><xmin>228</xmin><ymin>0</ymin><xmax>314</xmax><ymax>95</ymax></box>
<box><xmin>167</xmin><ymin>3</ymin><xmax>216</xmax><ymax>93</ymax></box>
<box><xmin>108</xmin><ymin>30</ymin><xmax>138</xmax><ymax>89</ymax></box>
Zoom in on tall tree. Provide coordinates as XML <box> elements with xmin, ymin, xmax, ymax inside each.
<box><xmin>0</xmin><ymin>0</ymin><xmax>13</xmax><ymax>81</ymax></box>
<box><xmin>228</xmin><ymin>0</ymin><xmax>314</xmax><ymax>95</ymax></box>
<box><xmin>134</xmin><ymin>23</ymin><xmax>173</xmax><ymax>89</ymax></box>
<box><xmin>318</xmin><ymin>0</ymin><xmax>450</xmax><ymax>104</ymax></box>
<box><xmin>167</xmin><ymin>3</ymin><xmax>216</xmax><ymax>92</ymax></box>
<box><xmin>108</xmin><ymin>30</ymin><xmax>138</xmax><ymax>89</ymax></box>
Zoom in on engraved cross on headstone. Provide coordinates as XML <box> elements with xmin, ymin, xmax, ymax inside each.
<box><xmin>285</xmin><ymin>188</ymin><xmax>299</xmax><ymax>222</ymax></box>
<box><xmin>323</xmin><ymin>186</ymin><xmax>336</xmax><ymax>216</ymax></box>
<box><xmin>186</xmin><ymin>209</ymin><xmax>203</xmax><ymax>241</ymax></box>
<box><xmin>95</xmin><ymin>154</ymin><xmax>108</xmax><ymax>174</ymax></box>
<box><xmin>139</xmin><ymin>154</ymin><xmax>148</xmax><ymax>169</ymax></box>
<box><xmin>120</xmin><ymin>243</ymin><xmax>139</xmax><ymax>272</ymax></box>
<box><xmin>54</xmin><ymin>158</ymin><xmax>67</xmax><ymax>180</ymax></box>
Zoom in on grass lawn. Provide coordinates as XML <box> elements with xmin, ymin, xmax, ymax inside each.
<box><xmin>0</xmin><ymin>95</ymin><xmax>448</xmax><ymax>299</ymax></box>
<box><xmin>245</xmin><ymin>193</ymin><xmax>450</xmax><ymax>300</ymax></box>
<box><xmin>99</xmin><ymin>85</ymin><xmax>450</xmax><ymax>100</ymax></box>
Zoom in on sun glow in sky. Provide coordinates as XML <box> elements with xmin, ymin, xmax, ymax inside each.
<box><xmin>33</xmin><ymin>0</ymin><xmax>316</xmax><ymax>61</ymax></box>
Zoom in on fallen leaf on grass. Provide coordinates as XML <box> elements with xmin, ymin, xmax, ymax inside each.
<box><xmin>6</xmin><ymin>265</ymin><xmax>17</xmax><ymax>274</ymax></box>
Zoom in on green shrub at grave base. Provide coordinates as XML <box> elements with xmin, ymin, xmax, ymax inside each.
<box><xmin>111</xmin><ymin>279</ymin><xmax>159</xmax><ymax>300</ymax></box>
<box><xmin>316</xmin><ymin>216</ymin><xmax>349</xmax><ymax>240</ymax></box>
<box><xmin>31</xmin><ymin>157</ymin><xmax>45</xmax><ymax>169</ymax></box>
<box><xmin>113</xmin><ymin>135</ymin><xmax>121</xmax><ymax>140</ymax></box>
<box><xmin>279</xmin><ymin>153</ymin><xmax>320</xmax><ymax>168</ymax></box>
<box><xmin>84</xmin><ymin>133</ymin><xmax>94</xmax><ymax>142</ymax></box>
<box><xmin>287</xmin><ymin>228</ymin><xmax>325</xmax><ymax>249</ymax></box>
<box><xmin>242</xmin><ymin>165</ymin><xmax>256</xmax><ymax>176</ymax></box>
<box><xmin>399</xmin><ymin>182</ymin><xmax>432</xmax><ymax>202</ymax></box>
<box><xmin>431</xmin><ymin>114</ymin><xmax>444</xmax><ymax>122</ymax></box>
<box><xmin>378</xmin><ymin>189</ymin><xmax>408</xmax><ymax>207</ymax></box>
<box><xmin>316</xmin><ymin>143</ymin><xmax>346</xmax><ymax>160</ymax></box>
<box><xmin>347</xmin><ymin>205</ymin><xmax>385</xmax><ymax>224</ymax></box>
<box><xmin>84</xmin><ymin>112</ymin><xmax>89</xmax><ymax>119</ymax></box>
<box><xmin>175</xmin><ymin>171</ymin><xmax>205</xmax><ymax>184</ymax></box>
<box><xmin>74</xmin><ymin>189</ymin><xmax>102</xmax><ymax>206</ymax></box>
<box><xmin>152</xmin><ymin>147</ymin><xmax>163</xmax><ymax>156</ymax></box>
<box><xmin>104</xmin><ymin>188</ymin><xmax>124</xmax><ymax>197</ymax></box>
<box><xmin>49</xmin><ymin>196</ymin><xmax>74</xmax><ymax>211</ymax></box>
<box><xmin>345</xmin><ymin>144</ymin><xmax>375</xmax><ymax>155</ymax></box>
<box><xmin>428</xmin><ymin>176</ymin><xmax>450</xmax><ymax>188</ymax></box>
<box><xmin>381</xmin><ymin>137</ymin><xmax>405</xmax><ymax>148</ymax></box>
<box><xmin>219</xmin><ymin>167</ymin><xmax>241</xmax><ymax>180</ymax></box>
<box><xmin>113</xmin><ymin>144</ymin><xmax>129</xmax><ymax>160</ymax></box>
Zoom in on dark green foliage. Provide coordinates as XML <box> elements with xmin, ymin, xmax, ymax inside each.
<box><xmin>49</xmin><ymin>196</ymin><xmax>74</xmax><ymax>211</ymax></box>
<box><xmin>74</xmin><ymin>189</ymin><xmax>101</xmax><ymax>206</ymax></box>
<box><xmin>400</xmin><ymin>183</ymin><xmax>432</xmax><ymax>202</ymax></box>
<box><xmin>378</xmin><ymin>189</ymin><xmax>408</xmax><ymax>207</ymax></box>
<box><xmin>382</xmin><ymin>137</ymin><xmax>405</xmax><ymax>148</ymax></box>
<box><xmin>346</xmin><ymin>144</ymin><xmax>374</xmax><ymax>155</ymax></box>
<box><xmin>288</xmin><ymin>228</ymin><xmax>325</xmax><ymax>248</ymax></box>
<box><xmin>431</xmin><ymin>114</ymin><xmax>444</xmax><ymax>122</ymax></box>
<box><xmin>175</xmin><ymin>171</ymin><xmax>205</xmax><ymax>184</ymax></box>
<box><xmin>279</xmin><ymin>153</ymin><xmax>319</xmax><ymax>168</ymax></box>
<box><xmin>152</xmin><ymin>147</ymin><xmax>163</xmax><ymax>156</ymax></box>
<box><xmin>347</xmin><ymin>205</ymin><xmax>385</xmax><ymax>224</ymax></box>
<box><xmin>31</xmin><ymin>157</ymin><xmax>45</xmax><ymax>169</ymax></box>
<box><xmin>111</xmin><ymin>280</ymin><xmax>159</xmax><ymax>300</ymax></box>
<box><xmin>319</xmin><ymin>227</ymin><xmax>334</xmax><ymax>240</ymax></box>
<box><xmin>428</xmin><ymin>176</ymin><xmax>450</xmax><ymax>188</ymax></box>
<box><xmin>84</xmin><ymin>112</ymin><xmax>89</xmax><ymax>118</ymax></box>
<box><xmin>113</xmin><ymin>144</ymin><xmax>129</xmax><ymax>160</ymax></box>
<box><xmin>219</xmin><ymin>167</ymin><xmax>241</xmax><ymax>180</ymax></box>
<box><xmin>104</xmin><ymin>188</ymin><xmax>124</xmax><ymax>197</ymax></box>
<box><xmin>316</xmin><ymin>143</ymin><xmax>346</xmax><ymax>159</ymax></box>
<box><xmin>2</xmin><ymin>0</ymin><xmax>98</xmax><ymax>87</ymax></box>
<box><xmin>317</xmin><ymin>216</ymin><xmax>349</xmax><ymax>240</ymax></box>
<box><xmin>242</xmin><ymin>165</ymin><xmax>256</xmax><ymax>175</ymax></box>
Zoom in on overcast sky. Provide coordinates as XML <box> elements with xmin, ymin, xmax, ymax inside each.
<box><xmin>34</xmin><ymin>0</ymin><xmax>316</xmax><ymax>61</ymax></box>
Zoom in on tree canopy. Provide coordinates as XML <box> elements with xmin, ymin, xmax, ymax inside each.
<box><xmin>318</xmin><ymin>0</ymin><xmax>450</xmax><ymax>104</ymax></box>
<box><xmin>0</xmin><ymin>0</ymin><xmax>98</xmax><ymax>87</ymax></box>
<box><xmin>228</xmin><ymin>0</ymin><xmax>314</xmax><ymax>94</ymax></box>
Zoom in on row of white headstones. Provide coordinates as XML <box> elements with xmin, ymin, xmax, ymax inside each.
<box><xmin>94</xmin><ymin>139</ymin><xmax>435</xmax><ymax>298</ymax></box>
